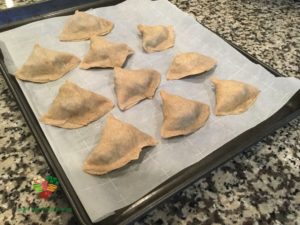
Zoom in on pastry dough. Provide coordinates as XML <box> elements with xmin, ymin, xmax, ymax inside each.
<box><xmin>83</xmin><ymin>114</ymin><xmax>158</xmax><ymax>175</ymax></box>
<box><xmin>59</xmin><ymin>11</ymin><xmax>113</xmax><ymax>41</ymax></box>
<box><xmin>167</xmin><ymin>52</ymin><xmax>216</xmax><ymax>80</ymax></box>
<box><xmin>41</xmin><ymin>81</ymin><xmax>114</xmax><ymax>128</ymax></box>
<box><xmin>160</xmin><ymin>90</ymin><xmax>210</xmax><ymax>138</ymax></box>
<box><xmin>138</xmin><ymin>24</ymin><xmax>175</xmax><ymax>53</ymax></box>
<box><xmin>15</xmin><ymin>44</ymin><xmax>80</xmax><ymax>83</ymax></box>
<box><xmin>212</xmin><ymin>78</ymin><xmax>260</xmax><ymax>116</ymax></box>
<box><xmin>80</xmin><ymin>37</ymin><xmax>134</xmax><ymax>69</ymax></box>
<box><xmin>114</xmin><ymin>67</ymin><xmax>161</xmax><ymax>110</ymax></box>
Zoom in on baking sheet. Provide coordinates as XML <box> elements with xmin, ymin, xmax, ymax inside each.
<box><xmin>1</xmin><ymin>0</ymin><xmax>300</xmax><ymax>222</ymax></box>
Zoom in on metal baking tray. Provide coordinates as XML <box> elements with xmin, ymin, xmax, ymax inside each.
<box><xmin>1</xmin><ymin>1</ymin><xmax>300</xmax><ymax>224</ymax></box>
<box><xmin>0</xmin><ymin>0</ymin><xmax>123</xmax><ymax>30</ymax></box>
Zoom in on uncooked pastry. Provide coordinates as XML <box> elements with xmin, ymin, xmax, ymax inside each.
<box><xmin>160</xmin><ymin>90</ymin><xmax>210</xmax><ymax>138</ymax></box>
<box><xmin>83</xmin><ymin>114</ymin><xmax>158</xmax><ymax>175</ymax></box>
<box><xmin>15</xmin><ymin>44</ymin><xmax>80</xmax><ymax>83</ymax></box>
<box><xmin>211</xmin><ymin>78</ymin><xmax>260</xmax><ymax>116</ymax></box>
<box><xmin>80</xmin><ymin>37</ymin><xmax>134</xmax><ymax>69</ymax></box>
<box><xmin>41</xmin><ymin>81</ymin><xmax>114</xmax><ymax>128</ymax></box>
<box><xmin>167</xmin><ymin>52</ymin><xmax>216</xmax><ymax>80</ymax></box>
<box><xmin>114</xmin><ymin>67</ymin><xmax>161</xmax><ymax>110</ymax></box>
<box><xmin>138</xmin><ymin>24</ymin><xmax>175</xmax><ymax>53</ymax></box>
<box><xmin>59</xmin><ymin>11</ymin><xmax>113</xmax><ymax>41</ymax></box>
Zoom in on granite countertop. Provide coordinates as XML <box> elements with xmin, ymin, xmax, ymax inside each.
<box><xmin>1</xmin><ymin>0</ymin><xmax>300</xmax><ymax>225</ymax></box>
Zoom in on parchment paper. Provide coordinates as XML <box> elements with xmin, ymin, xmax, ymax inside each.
<box><xmin>1</xmin><ymin>0</ymin><xmax>300</xmax><ymax>222</ymax></box>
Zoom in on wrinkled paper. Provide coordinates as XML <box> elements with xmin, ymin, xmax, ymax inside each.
<box><xmin>1</xmin><ymin>0</ymin><xmax>300</xmax><ymax>222</ymax></box>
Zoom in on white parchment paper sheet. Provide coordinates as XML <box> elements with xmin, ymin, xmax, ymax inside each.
<box><xmin>1</xmin><ymin>0</ymin><xmax>300</xmax><ymax>222</ymax></box>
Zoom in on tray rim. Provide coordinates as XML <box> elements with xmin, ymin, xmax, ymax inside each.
<box><xmin>0</xmin><ymin>0</ymin><xmax>126</xmax><ymax>30</ymax></box>
<box><xmin>0</xmin><ymin>0</ymin><xmax>50</xmax><ymax>13</ymax></box>
<box><xmin>1</xmin><ymin>1</ymin><xmax>300</xmax><ymax>224</ymax></box>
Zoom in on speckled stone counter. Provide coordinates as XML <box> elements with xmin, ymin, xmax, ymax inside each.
<box><xmin>1</xmin><ymin>0</ymin><xmax>300</xmax><ymax>225</ymax></box>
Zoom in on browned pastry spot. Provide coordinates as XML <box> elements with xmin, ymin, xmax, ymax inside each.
<box><xmin>114</xmin><ymin>67</ymin><xmax>161</xmax><ymax>110</ymax></box>
<box><xmin>15</xmin><ymin>44</ymin><xmax>80</xmax><ymax>83</ymax></box>
<box><xmin>59</xmin><ymin>11</ymin><xmax>113</xmax><ymax>41</ymax></box>
<box><xmin>211</xmin><ymin>78</ymin><xmax>260</xmax><ymax>116</ymax></box>
<box><xmin>83</xmin><ymin>114</ymin><xmax>158</xmax><ymax>175</ymax></box>
<box><xmin>80</xmin><ymin>37</ymin><xmax>134</xmax><ymax>69</ymax></box>
<box><xmin>41</xmin><ymin>81</ymin><xmax>114</xmax><ymax>128</ymax></box>
<box><xmin>160</xmin><ymin>90</ymin><xmax>210</xmax><ymax>138</ymax></box>
<box><xmin>167</xmin><ymin>52</ymin><xmax>216</xmax><ymax>80</ymax></box>
<box><xmin>138</xmin><ymin>24</ymin><xmax>175</xmax><ymax>53</ymax></box>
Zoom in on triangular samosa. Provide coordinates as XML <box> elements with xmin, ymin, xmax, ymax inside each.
<box><xmin>114</xmin><ymin>67</ymin><xmax>161</xmax><ymax>110</ymax></box>
<box><xmin>15</xmin><ymin>44</ymin><xmax>80</xmax><ymax>83</ymax></box>
<box><xmin>160</xmin><ymin>90</ymin><xmax>210</xmax><ymax>138</ymax></box>
<box><xmin>83</xmin><ymin>114</ymin><xmax>158</xmax><ymax>175</ymax></box>
<box><xmin>167</xmin><ymin>52</ymin><xmax>216</xmax><ymax>80</ymax></box>
<box><xmin>41</xmin><ymin>81</ymin><xmax>114</xmax><ymax>128</ymax></box>
<box><xmin>211</xmin><ymin>78</ymin><xmax>260</xmax><ymax>116</ymax></box>
<box><xmin>59</xmin><ymin>11</ymin><xmax>113</xmax><ymax>41</ymax></box>
<box><xmin>138</xmin><ymin>24</ymin><xmax>175</xmax><ymax>53</ymax></box>
<box><xmin>80</xmin><ymin>37</ymin><xmax>134</xmax><ymax>69</ymax></box>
